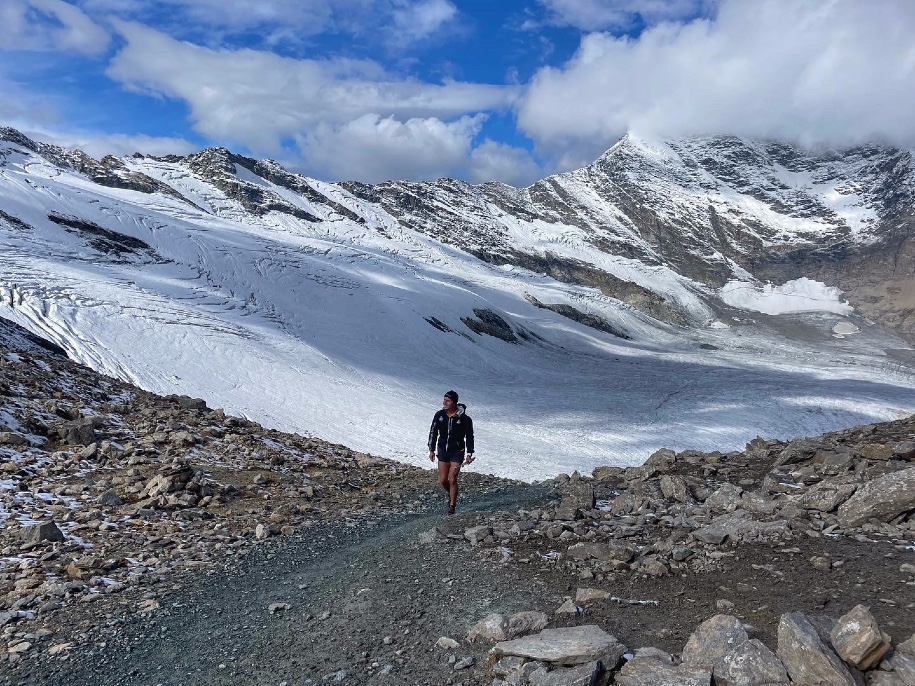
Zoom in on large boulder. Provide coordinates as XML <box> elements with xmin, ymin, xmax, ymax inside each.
<box><xmin>681</xmin><ymin>614</ymin><xmax>748</xmax><ymax>676</ymax></box>
<box><xmin>837</xmin><ymin>467</ymin><xmax>915</xmax><ymax>528</ymax></box>
<box><xmin>776</xmin><ymin>612</ymin><xmax>858</xmax><ymax>686</ymax></box>
<box><xmin>491</xmin><ymin>625</ymin><xmax>625</xmax><ymax>667</ymax></box>
<box><xmin>719</xmin><ymin>639</ymin><xmax>789</xmax><ymax>685</ymax></box>
<box><xmin>615</xmin><ymin>656</ymin><xmax>711</xmax><ymax>686</ymax></box>
<box><xmin>830</xmin><ymin>605</ymin><xmax>891</xmax><ymax>670</ymax></box>
<box><xmin>20</xmin><ymin>521</ymin><xmax>65</xmax><ymax>546</ymax></box>
<box><xmin>527</xmin><ymin>661</ymin><xmax>602</xmax><ymax>686</ymax></box>
<box><xmin>692</xmin><ymin>511</ymin><xmax>789</xmax><ymax>545</ymax></box>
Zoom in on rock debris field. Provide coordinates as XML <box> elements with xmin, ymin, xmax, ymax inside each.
<box><xmin>1</xmin><ymin>318</ymin><xmax>915</xmax><ymax>686</ymax></box>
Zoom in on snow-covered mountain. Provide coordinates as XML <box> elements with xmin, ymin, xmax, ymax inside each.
<box><xmin>2</xmin><ymin>126</ymin><xmax>914</xmax><ymax>479</ymax></box>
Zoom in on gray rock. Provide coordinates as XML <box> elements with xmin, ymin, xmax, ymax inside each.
<box><xmin>830</xmin><ymin>604</ymin><xmax>891</xmax><ymax>670</ymax></box>
<box><xmin>453</xmin><ymin>656</ymin><xmax>474</xmax><ymax>670</ymax></box>
<box><xmin>660</xmin><ymin>475</ymin><xmax>691</xmax><ymax>503</ymax></box>
<box><xmin>615</xmin><ymin>656</ymin><xmax>711</xmax><ymax>686</ymax></box>
<box><xmin>681</xmin><ymin>614</ymin><xmax>748</xmax><ymax>675</ymax></box>
<box><xmin>897</xmin><ymin>634</ymin><xmax>915</xmax><ymax>656</ymax></box>
<box><xmin>883</xmin><ymin>652</ymin><xmax>915</xmax><ymax>685</ymax></box>
<box><xmin>567</xmin><ymin>541</ymin><xmax>634</xmax><ymax>562</ymax></box>
<box><xmin>555</xmin><ymin>599</ymin><xmax>579</xmax><ymax>615</ymax></box>
<box><xmin>55</xmin><ymin>418</ymin><xmax>96</xmax><ymax>445</ymax></box>
<box><xmin>21</xmin><ymin>521</ymin><xmax>65</xmax><ymax>545</ymax></box>
<box><xmin>893</xmin><ymin>441</ymin><xmax>915</xmax><ymax>460</ymax></box>
<box><xmin>704</xmin><ymin>483</ymin><xmax>744</xmax><ymax>513</ymax></box>
<box><xmin>575</xmin><ymin>588</ymin><xmax>610</xmax><ymax>603</ymax></box>
<box><xmin>506</xmin><ymin>611</ymin><xmax>549</xmax><ymax>639</ymax></box>
<box><xmin>693</xmin><ymin>511</ymin><xmax>789</xmax><ymax>545</ymax></box>
<box><xmin>464</xmin><ymin>525</ymin><xmax>492</xmax><ymax>545</ymax></box>
<box><xmin>468</xmin><ymin>613</ymin><xmax>508</xmax><ymax>642</ymax></box>
<box><xmin>776</xmin><ymin>612</ymin><xmax>858</xmax><ymax>686</ymax></box>
<box><xmin>528</xmin><ymin>661</ymin><xmax>601</xmax><ymax>686</ymax></box>
<box><xmin>0</xmin><ymin>432</ymin><xmax>28</xmax><ymax>446</ymax></box>
<box><xmin>856</xmin><ymin>443</ymin><xmax>894</xmax><ymax>461</ymax></box>
<box><xmin>98</xmin><ymin>489</ymin><xmax>123</xmax><ymax>507</ymax></box>
<box><xmin>491</xmin><ymin>655</ymin><xmax>526</xmax><ymax>677</ymax></box>
<box><xmin>644</xmin><ymin>449</ymin><xmax>677</xmax><ymax>470</ymax></box>
<box><xmin>719</xmin><ymin>638</ymin><xmax>789</xmax><ymax>685</ymax></box>
<box><xmin>799</xmin><ymin>482</ymin><xmax>857</xmax><ymax>512</ymax></box>
<box><xmin>492</xmin><ymin>625</ymin><xmax>626</xmax><ymax>667</ymax></box>
<box><xmin>867</xmin><ymin>673</ymin><xmax>910</xmax><ymax>686</ymax></box>
<box><xmin>78</xmin><ymin>442</ymin><xmax>98</xmax><ymax>459</ymax></box>
<box><xmin>838</xmin><ymin>467</ymin><xmax>915</xmax><ymax>527</ymax></box>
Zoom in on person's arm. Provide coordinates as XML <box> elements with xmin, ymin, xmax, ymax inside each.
<box><xmin>427</xmin><ymin>412</ymin><xmax>440</xmax><ymax>460</ymax></box>
<box><xmin>464</xmin><ymin>416</ymin><xmax>475</xmax><ymax>462</ymax></box>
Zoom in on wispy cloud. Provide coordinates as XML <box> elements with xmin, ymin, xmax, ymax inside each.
<box><xmin>390</xmin><ymin>0</ymin><xmax>458</xmax><ymax>44</ymax></box>
<box><xmin>0</xmin><ymin>0</ymin><xmax>109</xmax><ymax>54</ymax></box>
<box><xmin>536</xmin><ymin>0</ymin><xmax>713</xmax><ymax>31</ymax></box>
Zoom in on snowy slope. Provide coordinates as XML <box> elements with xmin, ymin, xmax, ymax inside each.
<box><xmin>1</xmin><ymin>128</ymin><xmax>914</xmax><ymax>480</ymax></box>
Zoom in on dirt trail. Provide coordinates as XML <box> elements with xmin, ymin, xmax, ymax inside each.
<box><xmin>24</xmin><ymin>485</ymin><xmax>551</xmax><ymax>686</ymax></box>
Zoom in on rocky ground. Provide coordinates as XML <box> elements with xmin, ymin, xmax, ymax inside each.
<box><xmin>1</xmin><ymin>317</ymin><xmax>915</xmax><ymax>685</ymax></box>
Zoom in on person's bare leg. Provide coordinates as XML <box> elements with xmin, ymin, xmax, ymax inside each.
<box><xmin>447</xmin><ymin>462</ymin><xmax>461</xmax><ymax>509</ymax></box>
<box><xmin>438</xmin><ymin>460</ymin><xmax>450</xmax><ymax>496</ymax></box>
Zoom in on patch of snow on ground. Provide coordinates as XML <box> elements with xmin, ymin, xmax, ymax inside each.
<box><xmin>720</xmin><ymin>278</ymin><xmax>853</xmax><ymax>316</ymax></box>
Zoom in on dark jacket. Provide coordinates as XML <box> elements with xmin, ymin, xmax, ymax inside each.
<box><xmin>428</xmin><ymin>403</ymin><xmax>474</xmax><ymax>456</ymax></box>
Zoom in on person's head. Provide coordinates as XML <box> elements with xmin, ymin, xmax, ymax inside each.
<box><xmin>443</xmin><ymin>390</ymin><xmax>458</xmax><ymax>410</ymax></box>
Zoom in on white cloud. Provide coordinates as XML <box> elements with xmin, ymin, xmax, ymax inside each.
<box><xmin>468</xmin><ymin>140</ymin><xmax>541</xmax><ymax>187</ymax></box>
<box><xmin>38</xmin><ymin>130</ymin><xmax>198</xmax><ymax>157</ymax></box>
<box><xmin>518</xmin><ymin>0</ymin><xmax>915</xmax><ymax>168</ymax></box>
<box><xmin>538</xmin><ymin>0</ymin><xmax>711</xmax><ymax>31</ymax></box>
<box><xmin>390</xmin><ymin>0</ymin><xmax>457</xmax><ymax>43</ymax></box>
<box><xmin>299</xmin><ymin>114</ymin><xmax>483</xmax><ymax>182</ymax></box>
<box><xmin>100</xmin><ymin>21</ymin><xmax>536</xmax><ymax>182</ymax></box>
<box><xmin>79</xmin><ymin>0</ymin><xmax>456</xmax><ymax>48</ymax></box>
<box><xmin>0</xmin><ymin>0</ymin><xmax>109</xmax><ymax>54</ymax></box>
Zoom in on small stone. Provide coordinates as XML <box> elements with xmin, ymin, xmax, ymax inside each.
<box><xmin>453</xmin><ymin>656</ymin><xmax>474</xmax><ymax>670</ymax></box>
<box><xmin>464</xmin><ymin>525</ymin><xmax>492</xmax><ymax>545</ymax></box>
<box><xmin>268</xmin><ymin>603</ymin><xmax>290</xmax><ymax>614</ymax></box>
<box><xmin>810</xmin><ymin>556</ymin><xmax>831</xmax><ymax>572</ymax></box>
<box><xmin>48</xmin><ymin>643</ymin><xmax>73</xmax><ymax>657</ymax></box>
<box><xmin>575</xmin><ymin>587</ymin><xmax>610</xmax><ymax>603</ymax></box>
<box><xmin>436</xmin><ymin>636</ymin><xmax>459</xmax><ymax>649</ymax></box>
<box><xmin>555</xmin><ymin>599</ymin><xmax>579</xmax><ymax>615</ymax></box>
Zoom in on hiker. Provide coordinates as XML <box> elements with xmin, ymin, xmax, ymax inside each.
<box><xmin>427</xmin><ymin>390</ymin><xmax>475</xmax><ymax>515</ymax></box>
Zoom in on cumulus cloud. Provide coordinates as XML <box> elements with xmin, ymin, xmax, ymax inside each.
<box><xmin>538</xmin><ymin>0</ymin><xmax>711</xmax><ymax>31</ymax></box>
<box><xmin>101</xmin><ymin>21</ymin><xmax>533</xmax><ymax>182</ymax></box>
<box><xmin>0</xmin><ymin>0</ymin><xmax>109</xmax><ymax>54</ymax></box>
<box><xmin>468</xmin><ymin>140</ymin><xmax>542</xmax><ymax>187</ymax></box>
<box><xmin>106</xmin><ymin>21</ymin><xmax>517</xmax><ymax>147</ymax></box>
<box><xmin>298</xmin><ymin>114</ymin><xmax>483</xmax><ymax>182</ymax></box>
<box><xmin>518</xmin><ymin>0</ymin><xmax>915</xmax><ymax>169</ymax></box>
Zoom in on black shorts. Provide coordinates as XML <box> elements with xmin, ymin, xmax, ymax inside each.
<box><xmin>437</xmin><ymin>451</ymin><xmax>465</xmax><ymax>464</ymax></box>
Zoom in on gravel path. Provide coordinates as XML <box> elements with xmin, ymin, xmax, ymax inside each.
<box><xmin>19</xmin><ymin>484</ymin><xmax>551</xmax><ymax>686</ymax></box>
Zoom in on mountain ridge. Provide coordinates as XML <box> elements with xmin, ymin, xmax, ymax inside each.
<box><xmin>2</xmin><ymin>125</ymin><xmax>914</xmax><ymax>477</ymax></box>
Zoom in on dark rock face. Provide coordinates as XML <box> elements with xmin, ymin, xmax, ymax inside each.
<box><xmin>47</xmin><ymin>213</ymin><xmax>158</xmax><ymax>259</ymax></box>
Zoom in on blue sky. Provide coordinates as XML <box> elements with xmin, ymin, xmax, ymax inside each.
<box><xmin>1</xmin><ymin>1</ymin><xmax>914</xmax><ymax>185</ymax></box>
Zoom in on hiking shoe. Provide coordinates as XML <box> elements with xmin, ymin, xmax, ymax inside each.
<box><xmin>447</xmin><ymin>503</ymin><xmax>456</xmax><ymax>516</ymax></box>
